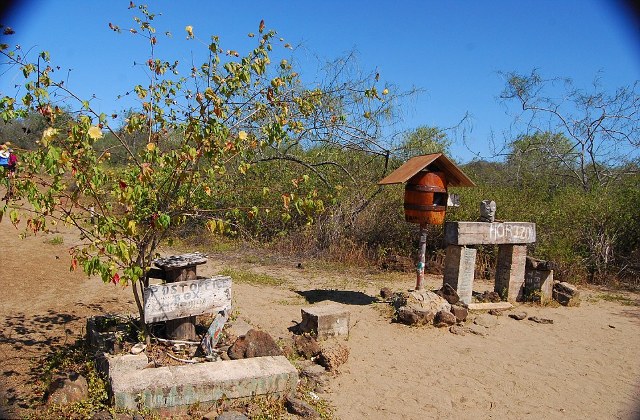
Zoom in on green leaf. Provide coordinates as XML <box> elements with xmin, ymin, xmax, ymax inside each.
<box><xmin>158</xmin><ymin>214</ymin><xmax>170</xmax><ymax>229</ymax></box>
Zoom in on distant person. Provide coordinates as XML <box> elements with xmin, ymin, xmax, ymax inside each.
<box><xmin>1</xmin><ymin>144</ymin><xmax>17</xmax><ymax>200</ymax></box>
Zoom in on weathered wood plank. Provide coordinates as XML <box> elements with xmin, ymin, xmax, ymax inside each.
<box><xmin>153</xmin><ymin>252</ymin><xmax>208</xmax><ymax>270</ymax></box>
<box><xmin>444</xmin><ymin>221</ymin><xmax>536</xmax><ymax>245</ymax></box>
<box><xmin>143</xmin><ymin>276</ymin><xmax>232</xmax><ymax>324</ymax></box>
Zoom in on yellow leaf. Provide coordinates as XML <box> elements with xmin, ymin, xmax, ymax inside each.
<box><xmin>238</xmin><ymin>131</ymin><xmax>248</xmax><ymax>141</ymax></box>
<box><xmin>41</xmin><ymin>127</ymin><xmax>58</xmax><ymax>145</ymax></box>
<box><xmin>147</xmin><ymin>142</ymin><xmax>156</xmax><ymax>152</ymax></box>
<box><xmin>382</xmin><ymin>88</ymin><xmax>389</xmax><ymax>95</ymax></box>
<box><xmin>185</xmin><ymin>25</ymin><xmax>194</xmax><ymax>38</ymax></box>
<box><xmin>88</xmin><ymin>126</ymin><xmax>103</xmax><ymax>139</ymax></box>
<box><xmin>127</xmin><ymin>220</ymin><xmax>137</xmax><ymax>235</ymax></box>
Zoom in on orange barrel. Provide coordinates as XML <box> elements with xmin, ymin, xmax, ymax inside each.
<box><xmin>404</xmin><ymin>171</ymin><xmax>447</xmax><ymax>225</ymax></box>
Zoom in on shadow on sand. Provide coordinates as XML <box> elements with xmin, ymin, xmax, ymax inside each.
<box><xmin>295</xmin><ymin>289</ymin><xmax>377</xmax><ymax>305</ymax></box>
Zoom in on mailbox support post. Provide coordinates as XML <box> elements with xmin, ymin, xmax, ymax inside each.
<box><xmin>415</xmin><ymin>225</ymin><xmax>428</xmax><ymax>290</ymax></box>
<box><xmin>152</xmin><ymin>253</ymin><xmax>208</xmax><ymax>341</ymax></box>
<box><xmin>164</xmin><ymin>265</ymin><xmax>199</xmax><ymax>341</ymax></box>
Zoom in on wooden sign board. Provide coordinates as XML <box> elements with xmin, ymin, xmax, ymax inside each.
<box><xmin>444</xmin><ymin>221</ymin><xmax>536</xmax><ymax>245</ymax></box>
<box><xmin>143</xmin><ymin>276</ymin><xmax>232</xmax><ymax>324</ymax></box>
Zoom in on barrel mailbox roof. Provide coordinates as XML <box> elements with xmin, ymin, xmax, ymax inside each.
<box><xmin>377</xmin><ymin>153</ymin><xmax>476</xmax><ymax>187</ymax></box>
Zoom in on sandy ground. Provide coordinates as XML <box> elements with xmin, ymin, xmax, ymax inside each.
<box><xmin>1</xmin><ymin>218</ymin><xmax>639</xmax><ymax>419</ymax></box>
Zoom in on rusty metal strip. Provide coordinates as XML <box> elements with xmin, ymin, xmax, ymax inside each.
<box><xmin>403</xmin><ymin>204</ymin><xmax>447</xmax><ymax>211</ymax></box>
<box><xmin>405</xmin><ymin>184</ymin><xmax>447</xmax><ymax>193</ymax></box>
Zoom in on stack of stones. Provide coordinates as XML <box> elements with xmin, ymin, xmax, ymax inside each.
<box><xmin>390</xmin><ymin>284</ymin><xmax>468</xmax><ymax>327</ymax></box>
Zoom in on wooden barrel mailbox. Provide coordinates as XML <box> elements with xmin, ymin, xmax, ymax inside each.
<box><xmin>379</xmin><ymin>153</ymin><xmax>475</xmax><ymax>225</ymax></box>
<box><xmin>404</xmin><ymin>170</ymin><xmax>448</xmax><ymax>225</ymax></box>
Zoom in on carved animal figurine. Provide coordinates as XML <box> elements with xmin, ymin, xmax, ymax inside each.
<box><xmin>479</xmin><ymin>200</ymin><xmax>496</xmax><ymax>222</ymax></box>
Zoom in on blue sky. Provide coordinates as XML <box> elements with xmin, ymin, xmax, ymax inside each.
<box><xmin>1</xmin><ymin>0</ymin><xmax>638</xmax><ymax>162</ymax></box>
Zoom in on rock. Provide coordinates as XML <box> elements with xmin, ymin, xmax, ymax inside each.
<box><xmin>317</xmin><ymin>342</ymin><xmax>349</xmax><ymax>372</ymax></box>
<box><xmin>488</xmin><ymin>309</ymin><xmax>504</xmax><ymax>316</ymax></box>
<box><xmin>202</xmin><ymin>412</ymin><xmax>217</xmax><ymax>420</ymax></box>
<box><xmin>473</xmin><ymin>314</ymin><xmax>498</xmax><ymax>328</ymax></box>
<box><xmin>301</xmin><ymin>363</ymin><xmax>327</xmax><ymax>379</ymax></box>
<box><xmin>553</xmin><ymin>282</ymin><xmax>581</xmax><ymax>306</ymax></box>
<box><xmin>509</xmin><ymin>311</ymin><xmax>528</xmax><ymax>321</ymax></box>
<box><xmin>528</xmin><ymin>316</ymin><xmax>554</xmax><ymax>324</ymax></box>
<box><xmin>227</xmin><ymin>329</ymin><xmax>282</xmax><ymax>360</ymax></box>
<box><xmin>554</xmin><ymin>282</ymin><xmax>579</xmax><ymax>296</ymax></box>
<box><xmin>450</xmin><ymin>305</ymin><xmax>468</xmax><ymax>322</ymax></box>
<box><xmin>380</xmin><ymin>287</ymin><xmax>394</xmax><ymax>299</ymax></box>
<box><xmin>285</xmin><ymin>395</ymin><xmax>321</xmax><ymax>418</ymax></box>
<box><xmin>219</xmin><ymin>350</ymin><xmax>231</xmax><ymax>361</ymax></box>
<box><xmin>91</xmin><ymin>410</ymin><xmax>112</xmax><ymax>420</ymax></box>
<box><xmin>408</xmin><ymin>290</ymin><xmax>452</xmax><ymax>313</ymax></box>
<box><xmin>130</xmin><ymin>342</ymin><xmax>146</xmax><ymax>355</ymax></box>
<box><xmin>526</xmin><ymin>256</ymin><xmax>556</xmax><ymax>271</ymax></box>
<box><xmin>436</xmin><ymin>283</ymin><xmax>460</xmax><ymax>305</ymax></box>
<box><xmin>301</xmin><ymin>364</ymin><xmax>329</xmax><ymax>392</ymax></box>
<box><xmin>390</xmin><ymin>291</ymin><xmax>409</xmax><ymax>309</ymax></box>
<box><xmin>278</xmin><ymin>336</ymin><xmax>296</xmax><ymax>360</ymax></box>
<box><xmin>464</xmin><ymin>325</ymin><xmax>487</xmax><ymax>336</ymax></box>
<box><xmin>396</xmin><ymin>290</ymin><xmax>451</xmax><ymax>325</ymax></box>
<box><xmin>397</xmin><ymin>306</ymin><xmax>435</xmax><ymax>326</ymax></box>
<box><xmin>449</xmin><ymin>325</ymin><xmax>466</xmax><ymax>335</ymax></box>
<box><xmin>214</xmin><ymin>410</ymin><xmax>249</xmax><ymax>420</ymax></box>
<box><xmin>478</xmin><ymin>291</ymin><xmax>502</xmax><ymax>303</ymax></box>
<box><xmin>294</xmin><ymin>334</ymin><xmax>322</xmax><ymax>359</ymax></box>
<box><xmin>46</xmin><ymin>372</ymin><xmax>89</xmax><ymax>405</ymax></box>
<box><xmin>434</xmin><ymin>310</ymin><xmax>457</xmax><ymax>327</ymax></box>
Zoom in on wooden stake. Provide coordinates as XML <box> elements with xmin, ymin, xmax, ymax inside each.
<box><xmin>416</xmin><ymin>224</ymin><xmax>427</xmax><ymax>290</ymax></box>
<box><xmin>164</xmin><ymin>266</ymin><xmax>198</xmax><ymax>341</ymax></box>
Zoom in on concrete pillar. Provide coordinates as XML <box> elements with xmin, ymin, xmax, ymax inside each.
<box><xmin>495</xmin><ymin>244</ymin><xmax>527</xmax><ymax>301</ymax></box>
<box><xmin>443</xmin><ymin>245</ymin><xmax>477</xmax><ymax>305</ymax></box>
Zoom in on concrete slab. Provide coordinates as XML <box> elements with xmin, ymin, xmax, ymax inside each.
<box><xmin>109</xmin><ymin>355</ymin><xmax>298</xmax><ymax>410</ymax></box>
<box><xmin>467</xmin><ymin>302</ymin><xmax>513</xmax><ymax>311</ymax></box>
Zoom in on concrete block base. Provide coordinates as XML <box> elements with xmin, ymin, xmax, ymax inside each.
<box><xmin>87</xmin><ymin>315</ymin><xmax>297</xmax><ymax>413</ymax></box>
<box><xmin>524</xmin><ymin>269</ymin><xmax>554</xmax><ymax>303</ymax></box>
<box><xmin>109</xmin><ymin>355</ymin><xmax>298</xmax><ymax>411</ymax></box>
<box><xmin>299</xmin><ymin>304</ymin><xmax>350</xmax><ymax>339</ymax></box>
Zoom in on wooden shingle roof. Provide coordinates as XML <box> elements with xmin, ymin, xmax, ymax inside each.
<box><xmin>378</xmin><ymin>153</ymin><xmax>475</xmax><ymax>187</ymax></box>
